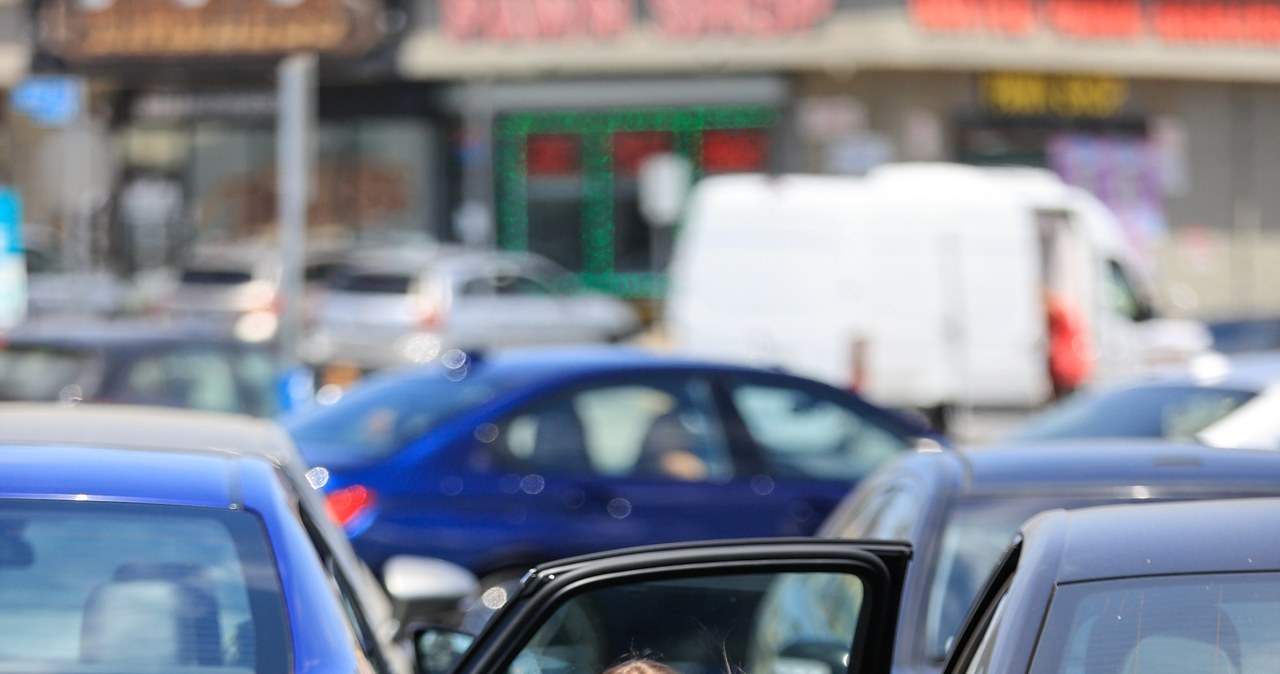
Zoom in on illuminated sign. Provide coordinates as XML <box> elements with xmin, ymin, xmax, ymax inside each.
<box><xmin>39</xmin><ymin>0</ymin><xmax>385</xmax><ymax>61</ymax></box>
<box><xmin>913</xmin><ymin>0</ymin><xmax>1280</xmax><ymax>43</ymax></box>
<box><xmin>441</xmin><ymin>0</ymin><xmax>835</xmax><ymax>41</ymax></box>
<box><xmin>981</xmin><ymin>73</ymin><xmax>1129</xmax><ymax>118</ymax></box>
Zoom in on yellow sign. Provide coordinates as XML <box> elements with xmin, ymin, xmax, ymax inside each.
<box><xmin>39</xmin><ymin>0</ymin><xmax>384</xmax><ymax>61</ymax></box>
<box><xmin>982</xmin><ymin>73</ymin><xmax>1129</xmax><ymax>118</ymax></box>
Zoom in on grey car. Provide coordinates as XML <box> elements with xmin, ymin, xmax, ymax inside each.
<box><xmin>816</xmin><ymin>440</ymin><xmax>1280</xmax><ymax>674</ymax></box>
<box><xmin>300</xmin><ymin>247</ymin><xmax>641</xmax><ymax>371</ymax></box>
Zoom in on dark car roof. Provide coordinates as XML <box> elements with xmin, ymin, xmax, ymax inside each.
<box><xmin>1025</xmin><ymin>498</ymin><xmax>1280</xmax><ymax>583</ymax></box>
<box><xmin>897</xmin><ymin>440</ymin><xmax>1280</xmax><ymax>494</ymax></box>
<box><xmin>2</xmin><ymin>319</ymin><xmax>254</xmax><ymax>349</ymax></box>
<box><xmin>0</xmin><ymin>442</ymin><xmax>247</xmax><ymax>508</ymax></box>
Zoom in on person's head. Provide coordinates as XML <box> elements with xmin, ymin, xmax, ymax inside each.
<box><xmin>602</xmin><ymin>658</ymin><xmax>680</xmax><ymax>674</ymax></box>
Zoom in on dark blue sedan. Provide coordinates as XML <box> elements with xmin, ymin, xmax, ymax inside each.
<box><xmin>283</xmin><ymin>346</ymin><xmax>941</xmax><ymax>591</ymax></box>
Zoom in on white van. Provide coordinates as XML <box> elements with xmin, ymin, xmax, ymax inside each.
<box><xmin>664</xmin><ymin>163</ymin><xmax>1210</xmax><ymax>420</ymax></box>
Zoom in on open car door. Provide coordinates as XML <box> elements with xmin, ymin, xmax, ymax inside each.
<box><xmin>417</xmin><ymin>538</ymin><xmax>911</xmax><ymax>674</ymax></box>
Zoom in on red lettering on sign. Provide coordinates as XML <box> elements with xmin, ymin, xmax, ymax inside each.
<box><xmin>442</xmin><ymin>0</ymin><xmax>633</xmax><ymax>40</ymax></box>
<box><xmin>1154</xmin><ymin>1</ymin><xmax>1246</xmax><ymax>41</ymax></box>
<box><xmin>1241</xmin><ymin>2</ymin><xmax>1280</xmax><ymax>43</ymax></box>
<box><xmin>910</xmin><ymin>0</ymin><xmax>983</xmax><ymax>32</ymax></box>
<box><xmin>650</xmin><ymin>0</ymin><xmax>834</xmax><ymax>38</ymax></box>
<box><xmin>1048</xmin><ymin>0</ymin><xmax>1142</xmax><ymax>37</ymax></box>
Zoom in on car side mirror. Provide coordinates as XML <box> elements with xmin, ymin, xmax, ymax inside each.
<box><xmin>413</xmin><ymin>626</ymin><xmax>475</xmax><ymax>674</ymax></box>
<box><xmin>384</xmin><ymin>556</ymin><xmax>480</xmax><ymax>624</ymax></box>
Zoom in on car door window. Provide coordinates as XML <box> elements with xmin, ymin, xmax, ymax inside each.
<box><xmin>506</xmin><ymin>571</ymin><xmax>866</xmax><ymax>674</ymax></box>
<box><xmin>497</xmin><ymin>378</ymin><xmax>733</xmax><ymax>481</ymax></box>
<box><xmin>726</xmin><ymin>378</ymin><xmax>909</xmax><ymax>482</ymax></box>
<box><xmin>117</xmin><ymin>348</ymin><xmax>243</xmax><ymax>413</ymax></box>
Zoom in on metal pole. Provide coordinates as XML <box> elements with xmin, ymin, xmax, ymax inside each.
<box><xmin>276</xmin><ymin>53</ymin><xmax>316</xmax><ymax>368</ymax></box>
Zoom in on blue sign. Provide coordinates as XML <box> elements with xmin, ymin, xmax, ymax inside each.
<box><xmin>11</xmin><ymin>77</ymin><xmax>82</xmax><ymax>127</ymax></box>
<box><xmin>0</xmin><ymin>186</ymin><xmax>24</xmax><ymax>329</ymax></box>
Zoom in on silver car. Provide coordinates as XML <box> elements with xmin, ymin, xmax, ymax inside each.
<box><xmin>300</xmin><ymin>247</ymin><xmax>641</xmax><ymax>370</ymax></box>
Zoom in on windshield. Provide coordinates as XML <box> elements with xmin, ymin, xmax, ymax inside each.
<box><xmin>284</xmin><ymin>371</ymin><xmax>505</xmax><ymax>464</ymax></box>
<box><xmin>1007</xmin><ymin>384</ymin><xmax>1257</xmax><ymax>442</ymax></box>
<box><xmin>1030</xmin><ymin>572</ymin><xmax>1280</xmax><ymax>674</ymax></box>
<box><xmin>0</xmin><ymin>500</ymin><xmax>289</xmax><ymax>674</ymax></box>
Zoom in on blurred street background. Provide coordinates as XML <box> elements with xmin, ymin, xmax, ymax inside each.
<box><xmin>1</xmin><ymin>0</ymin><xmax>1279</xmax><ymax>441</ymax></box>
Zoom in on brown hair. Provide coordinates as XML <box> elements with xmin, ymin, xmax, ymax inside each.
<box><xmin>602</xmin><ymin>658</ymin><xmax>681</xmax><ymax>674</ymax></box>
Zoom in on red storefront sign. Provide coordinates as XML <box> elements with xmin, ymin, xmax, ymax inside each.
<box><xmin>442</xmin><ymin>0</ymin><xmax>634</xmax><ymax>40</ymax></box>
<box><xmin>442</xmin><ymin>0</ymin><xmax>836</xmax><ymax>40</ymax></box>
<box><xmin>912</xmin><ymin>0</ymin><xmax>1280</xmax><ymax>43</ymax></box>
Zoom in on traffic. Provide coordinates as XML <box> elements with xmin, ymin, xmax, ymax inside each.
<box><xmin>0</xmin><ymin>1</ymin><xmax>1276</xmax><ymax>673</ymax></box>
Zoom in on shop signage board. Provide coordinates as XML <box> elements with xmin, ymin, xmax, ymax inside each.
<box><xmin>912</xmin><ymin>0</ymin><xmax>1280</xmax><ymax>44</ymax></box>
<box><xmin>11</xmin><ymin>76</ymin><xmax>82</xmax><ymax>127</ymax></box>
<box><xmin>441</xmin><ymin>0</ymin><xmax>837</xmax><ymax>41</ymax></box>
<box><xmin>980</xmin><ymin>73</ymin><xmax>1129</xmax><ymax>119</ymax></box>
<box><xmin>38</xmin><ymin>0</ymin><xmax>386</xmax><ymax>61</ymax></box>
<box><xmin>0</xmin><ymin>188</ymin><xmax>25</xmax><ymax>331</ymax></box>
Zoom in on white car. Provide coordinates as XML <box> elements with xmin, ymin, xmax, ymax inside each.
<box><xmin>1006</xmin><ymin>352</ymin><xmax>1280</xmax><ymax>450</ymax></box>
<box><xmin>301</xmin><ymin>248</ymin><xmax>641</xmax><ymax>371</ymax></box>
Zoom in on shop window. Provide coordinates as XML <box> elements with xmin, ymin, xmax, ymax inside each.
<box><xmin>527</xmin><ymin>134</ymin><xmax>582</xmax><ymax>177</ymax></box>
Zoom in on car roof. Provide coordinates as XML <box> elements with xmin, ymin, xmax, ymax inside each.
<box><xmin>0</xmin><ymin>403</ymin><xmax>300</xmax><ymax>470</ymax></box>
<box><xmin>1118</xmin><ymin>352</ymin><xmax>1280</xmax><ymax>392</ymax></box>
<box><xmin>900</xmin><ymin>440</ymin><xmax>1280</xmax><ymax>494</ymax></box>
<box><xmin>381</xmin><ymin>346</ymin><xmax>814</xmax><ymax>383</ymax></box>
<box><xmin>1025</xmin><ymin>497</ymin><xmax>1280</xmax><ymax>582</ymax></box>
<box><xmin>3</xmin><ymin>319</ymin><xmax>252</xmax><ymax>349</ymax></box>
<box><xmin>0</xmin><ymin>441</ymin><xmax>252</xmax><ymax>508</ymax></box>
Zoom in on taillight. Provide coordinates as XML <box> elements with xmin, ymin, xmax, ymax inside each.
<box><xmin>326</xmin><ymin>485</ymin><xmax>377</xmax><ymax>527</ymax></box>
<box><xmin>418</xmin><ymin>295</ymin><xmax>445</xmax><ymax>329</ymax></box>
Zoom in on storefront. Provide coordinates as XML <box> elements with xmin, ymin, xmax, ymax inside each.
<box><xmin>27</xmin><ymin>0</ymin><xmax>444</xmax><ymax>274</ymax></box>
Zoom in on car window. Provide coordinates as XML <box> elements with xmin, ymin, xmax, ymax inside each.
<box><xmin>115</xmin><ymin>348</ymin><xmax>247</xmax><ymax>414</ymax></box>
<box><xmin>496</xmin><ymin>378</ymin><xmax>733</xmax><ymax>481</ymax></box>
<box><xmin>1030</xmin><ymin>573</ymin><xmax>1280</xmax><ymax>674</ymax></box>
<box><xmin>0</xmin><ymin>347</ymin><xmax>96</xmax><ymax>401</ymax></box>
<box><xmin>181</xmin><ymin>269</ymin><xmax>255</xmax><ymax>285</ymax></box>
<box><xmin>504</xmin><ymin>571</ymin><xmax>865</xmax><ymax>674</ymax></box>
<box><xmin>0</xmin><ymin>500</ymin><xmax>289</xmax><ymax>674</ymax></box>
<box><xmin>285</xmin><ymin>372</ymin><xmax>505</xmax><ymax>465</ymax></box>
<box><xmin>329</xmin><ymin>271</ymin><xmax>415</xmax><ymax>295</ymax></box>
<box><xmin>830</xmin><ymin>480</ymin><xmax>924</xmax><ymax>541</ymax></box>
<box><xmin>1008</xmin><ymin>384</ymin><xmax>1257</xmax><ymax>442</ymax></box>
<box><xmin>726</xmin><ymin>378</ymin><xmax>909</xmax><ymax>482</ymax></box>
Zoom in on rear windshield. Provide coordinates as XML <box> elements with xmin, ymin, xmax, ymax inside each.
<box><xmin>181</xmin><ymin>270</ymin><xmax>255</xmax><ymax>285</ymax></box>
<box><xmin>1008</xmin><ymin>384</ymin><xmax>1257</xmax><ymax>442</ymax></box>
<box><xmin>284</xmin><ymin>371</ymin><xmax>506</xmax><ymax>465</ymax></box>
<box><xmin>0</xmin><ymin>500</ymin><xmax>289</xmax><ymax>674</ymax></box>
<box><xmin>327</xmin><ymin>272</ymin><xmax>413</xmax><ymax>295</ymax></box>
<box><xmin>0</xmin><ymin>347</ymin><xmax>95</xmax><ymax>401</ymax></box>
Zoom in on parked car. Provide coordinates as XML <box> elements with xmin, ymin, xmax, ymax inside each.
<box><xmin>163</xmin><ymin>245</ymin><xmax>284</xmax><ymax>343</ymax></box>
<box><xmin>282</xmin><ymin>347</ymin><xmax>942</xmax><ymax>590</ymax></box>
<box><xmin>409</xmin><ymin>497</ymin><xmax>1280</xmax><ymax>674</ymax></box>
<box><xmin>1207</xmin><ymin>315</ymin><xmax>1280</xmax><ymax>354</ymax></box>
<box><xmin>0</xmin><ymin>403</ymin><xmax>476</xmax><ymax>674</ymax></box>
<box><xmin>814</xmin><ymin>440</ymin><xmax>1280</xmax><ymax>674</ymax></box>
<box><xmin>300</xmin><ymin>248</ymin><xmax>641</xmax><ymax>371</ymax></box>
<box><xmin>0</xmin><ymin>319</ymin><xmax>285</xmax><ymax>416</ymax></box>
<box><xmin>1006</xmin><ymin>352</ymin><xmax>1280</xmax><ymax>449</ymax></box>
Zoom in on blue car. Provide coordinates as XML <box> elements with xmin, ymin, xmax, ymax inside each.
<box><xmin>0</xmin><ymin>404</ymin><xmax>474</xmax><ymax>674</ymax></box>
<box><xmin>284</xmin><ymin>347</ymin><xmax>942</xmax><ymax>591</ymax></box>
